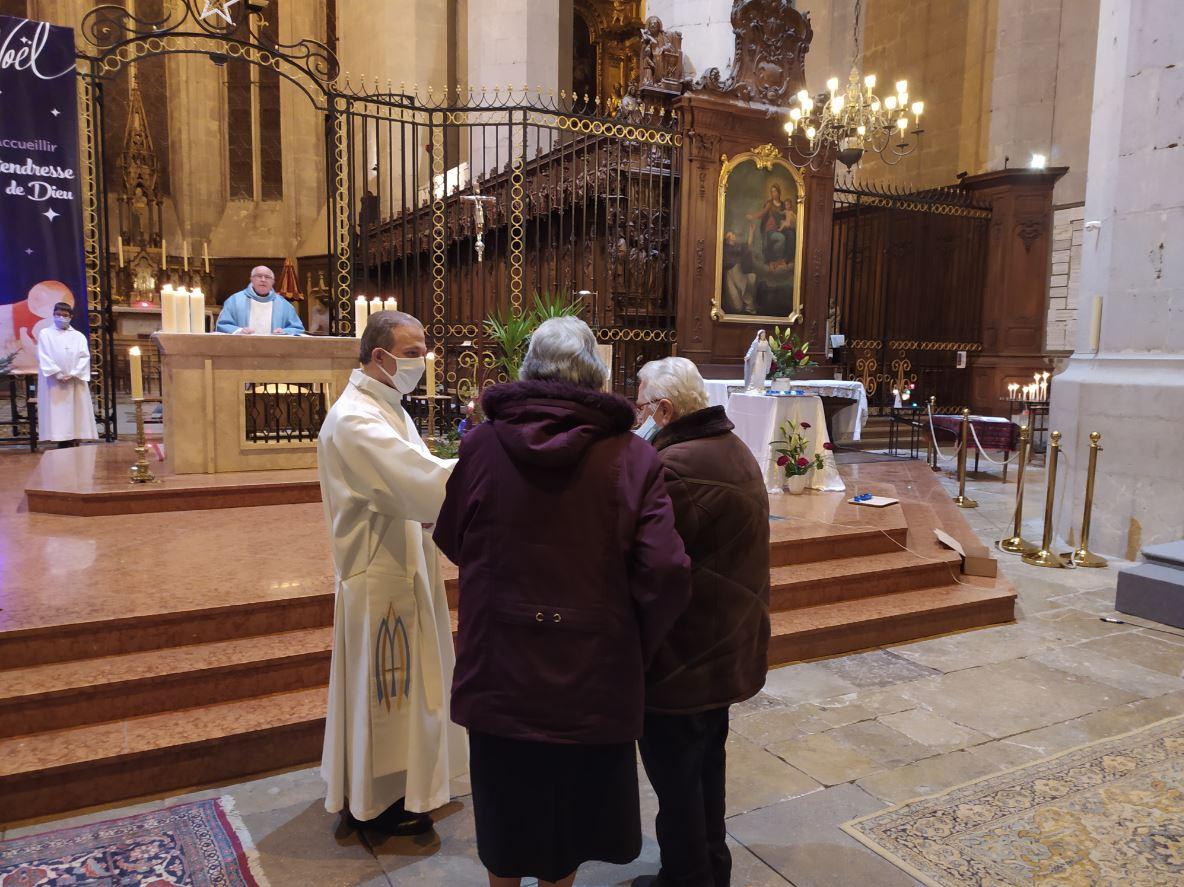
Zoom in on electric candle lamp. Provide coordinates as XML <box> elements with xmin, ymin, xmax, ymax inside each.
<box><xmin>864</xmin><ymin>74</ymin><xmax>876</xmax><ymax>90</ymax></box>
<box><xmin>784</xmin><ymin>120</ymin><xmax>795</xmax><ymax>134</ymax></box>
<box><xmin>870</xmin><ymin>99</ymin><xmax>881</xmax><ymax>112</ymax></box>
<box><xmin>856</xmin><ymin>124</ymin><xmax>866</xmax><ymax>136</ymax></box>
<box><xmin>885</xmin><ymin>95</ymin><xmax>897</xmax><ymax>111</ymax></box>
<box><xmin>832</xmin><ymin>95</ymin><xmax>845</xmax><ymax>114</ymax></box>
<box><xmin>796</xmin><ymin>89</ymin><xmax>809</xmax><ymax>104</ymax></box>
<box><xmin>129</xmin><ymin>347</ymin><xmax>144</xmax><ymax>400</ymax></box>
<box><xmin>789</xmin><ymin>107</ymin><xmax>801</xmax><ymax>121</ymax></box>
<box><xmin>827</xmin><ymin>77</ymin><xmax>839</xmax><ymax>95</ymax></box>
<box><xmin>911</xmin><ymin>101</ymin><xmax>924</xmax><ymax>122</ymax></box>
<box><xmin>898</xmin><ymin>117</ymin><xmax>908</xmax><ymax>132</ymax></box>
<box><xmin>896</xmin><ymin>80</ymin><xmax>908</xmax><ymax>95</ymax></box>
<box><xmin>805</xmin><ymin>125</ymin><xmax>816</xmax><ymax>141</ymax></box>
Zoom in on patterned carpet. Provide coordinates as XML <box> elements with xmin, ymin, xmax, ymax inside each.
<box><xmin>844</xmin><ymin>715</ymin><xmax>1184</xmax><ymax>886</ymax></box>
<box><xmin>0</xmin><ymin>798</ymin><xmax>266</xmax><ymax>886</ymax></box>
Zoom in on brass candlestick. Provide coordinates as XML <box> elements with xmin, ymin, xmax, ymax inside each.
<box><xmin>929</xmin><ymin>396</ymin><xmax>940</xmax><ymax>471</ymax></box>
<box><xmin>999</xmin><ymin>425</ymin><xmax>1037</xmax><ymax>554</ymax></box>
<box><xmin>1062</xmin><ymin>431</ymin><xmax>1108</xmax><ymax>567</ymax></box>
<box><xmin>952</xmin><ymin>408</ymin><xmax>978</xmax><ymax>508</ymax></box>
<box><xmin>1023</xmin><ymin>429</ymin><xmax>1068</xmax><ymax>568</ymax></box>
<box><xmin>129</xmin><ymin>397</ymin><xmax>156</xmax><ymax>484</ymax></box>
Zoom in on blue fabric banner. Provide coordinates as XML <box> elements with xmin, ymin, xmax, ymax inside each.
<box><xmin>0</xmin><ymin>14</ymin><xmax>89</xmax><ymax>373</ymax></box>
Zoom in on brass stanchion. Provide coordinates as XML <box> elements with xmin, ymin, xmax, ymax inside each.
<box><xmin>999</xmin><ymin>425</ymin><xmax>1037</xmax><ymax>554</ymax></box>
<box><xmin>928</xmin><ymin>396</ymin><xmax>940</xmax><ymax>471</ymax></box>
<box><xmin>952</xmin><ymin>408</ymin><xmax>978</xmax><ymax>508</ymax></box>
<box><xmin>1062</xmin><ymin>431</ymin><xmax>1108</xmax><ymax>567</ymax></box>
<box><xmin>1023</xmin><ymin>430</ymin><xmax>1068</xmax><ymax>568</ymax></box>
<box><xmin>128</xmin><ymin>397</ymin><xmax>156</xmax><ymax>484</ymax></box>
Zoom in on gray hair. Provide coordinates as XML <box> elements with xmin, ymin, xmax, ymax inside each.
<box><xmin>250</xmin><ymin>266</ymin><xmax>275</xmax><ymax>278</ymax></box>
<box><xmin>359</xmin><ymin>310</ymin><xmax>422</xmax><ymax>363</ymax></box>
<box><xmin>637</xmin><ymin>356</ymin><xmax>709</xmax><ymax>417</ymax></box>
<box><xmin>520</xmin><ymin>316</ymin><xmax>607</xmax><ymax>389</ymax></box>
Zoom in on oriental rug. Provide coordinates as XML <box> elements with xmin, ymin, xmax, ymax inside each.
<box><xmin>0</xmin><ymin>797</ymin><xmax>268</xmax><ymax>887</ymax></box>
<box><xmin>843</xmin><ymin>714</ymin><xmax>1184</xmax><ymax>886</ymax></box>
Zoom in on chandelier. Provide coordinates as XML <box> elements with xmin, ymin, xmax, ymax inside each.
<box><xmin>783</xmin><ymin>1</ymin><xmax>925</xmax><ymax>170</ymax></box>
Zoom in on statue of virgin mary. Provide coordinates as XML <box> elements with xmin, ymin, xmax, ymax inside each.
<box><xmin>743</xmin><ymin>329</ymin><xmax>772</xmax><ymax>392</ymax></box>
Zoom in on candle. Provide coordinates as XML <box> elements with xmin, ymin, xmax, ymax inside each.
<box><xmin>354</xmin><ymin>296</ymin><xmax>369</xmax><ymax>338</ymax></box>
<box><xmin>182</xmin><ymin>239</ymin><xmax>189</xmax><ymax>272</ymax></box>
<box><xmin>1089</xmin><ymin>295</ymin><xmax>1102</xmax><ymax>351</ymax></box>
<box><xmin>174</xmin><ymin>287</ymin><xmax>191</xmax><ymax>334</ymax></box>
<box><xmin>189</xmin><ymin>288</ymin><xmax>205</xmax><ymax>333</ymax></box>
<box><xmin>161</xmin><ymin>284</ymin><xmax>176</xmax><ymax>332</ymax></box>
<box><xmin>117</xmin><ymin>235</ymin><xmax>125</xmax><ymax>268</ymax></box>
<box><xmin>425</xmin><ymin>352</ymin><xmax>436</xmax><ymax>397</ymax></box>
<box><xmin>383</xmin><ymin>296</ymin><xmax>397</xmax><ymax>314</ymax></box>
<box><xmin>160</xmin><ymin>238</ymin><xmax>166</xmax><ymax>265</ymax></box>
<box><xmin>202</xmin><ymin>241</ymin><xmax>210</xmax><ymax>274</ymax></box>
<box><xmin>129</xmin><ymin>346</ymin><xmax>144</xmax><ymax>400</ymax></box>
<box><xmin>370</xmin><ymin>296</ymin><xmax>383</xmax><ymax>317</ymax></box>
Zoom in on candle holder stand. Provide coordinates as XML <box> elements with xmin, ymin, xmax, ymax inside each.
<box><xmin>129</xmin><ymin>397</ymin><xmax>160</xmax><ymax>484</ymax></box>
<box><xmin>999</xmin><ymin>425</ymin><xmax>1037</xmax><ymax>554</ymax></box>
<box><xmin>952</xmin><ymin>409</ymin><xmax>978</xmax><ymax>508</ymax></box>
<box><xmin>1061</xmin><ymin>431</ymin><xmax>1108</xmax><ymax>568</ymax></box>
<box><xmin>1023</xmin><ymin>430</ymin><xmax>1068</xmax><ymax>568</ymax></box>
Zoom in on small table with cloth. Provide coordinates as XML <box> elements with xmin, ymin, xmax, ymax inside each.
<box><xmin>725</xmin><ymin>392</ymin><xmax>845</xmax><ymax>493</ymax></box>
<box><xmin>704</xmin><ymin>378</ymin><xmax>868</xmax><ymax>443</ymax></box>
<box><xmin>930</xmin><ymin>413</ymin><xmax>1020</xmax><ymax>480</ymax></box>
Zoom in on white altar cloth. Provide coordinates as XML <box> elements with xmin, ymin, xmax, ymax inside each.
<box><xmin>726</xmin><ymin>392</ymin><xmax>845</xmax><ymax>494</ymax></box>
<box><xmin>705</xmin><ymin>379</ymin><xmax>868</xmax><ymax>442</ymax></box>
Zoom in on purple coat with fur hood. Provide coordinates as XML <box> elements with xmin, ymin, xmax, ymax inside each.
<box><xmin>433</xmin><ymin>379</ymin><xmax>691</xmax><ymax>744</ymax></box>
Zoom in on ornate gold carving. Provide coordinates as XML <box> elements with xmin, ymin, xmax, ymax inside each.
<box><xmin>77</xmin><ymin>74</ymin><xmax>109</xmax><ymax>430</ymax></box>
<box><xmin>694</xmin><ymin>0</ymin><xmax>813</xmax><ymax>106</ymax></box>
<box><xmin>430</xmin><ymin>120</ymin><xmax>447</xmax><ymax>345</ymax></box>
<box><xmin>595</xmin><ymin>327</ymin><xmax>676</xmax><ymax>343</ymax></box>
<box><xmin>855</xmin><ymin>355</ymin><xmax>879</xmax><ymax>398</ymax></box>
<box><xmin>751</xmin><ymin>143</ymin><xmax>783</xmax><ymax>170</ymax></box>
<box><xmin>888</xmin><ymin>340</ymin><xmax>983</xmax><ymax>352</ymax></box>
<box><xmin>509</xmin><ymin>161</ymin><xmax>526</xmax><ymax>317</ymax></box>
<box><xmin>330</xmin><ymin>104</ymin><xmax>352</xmax><ymax>334</ymax></box>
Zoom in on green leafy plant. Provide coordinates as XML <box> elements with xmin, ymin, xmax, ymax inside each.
<box><xmin>483</xmin><ymin>290</ymin><xmax>584</xmax><ymax>379</ymax></box>
<box><xmin>767</xmin><ymin>325</ymin><xmax>816</xmax><ymax>377</ymax></box>
<box><xmin>428</xmin><ymin>429</ymin><xmax>462</xmax><ymax>460</ymax></box>
<box><xmin>770</xmin><ymin>418</ymin><xmax>831</xmax><ymax>477</ymax></box>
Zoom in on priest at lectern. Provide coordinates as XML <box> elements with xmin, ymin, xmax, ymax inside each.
<box><xmin>215</xmin><ymin>266</ymin><xmax>305</xmax><ymax>335</ymax></box>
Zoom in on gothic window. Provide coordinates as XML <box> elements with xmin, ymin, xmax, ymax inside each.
<box><xmin>225</xmin><ymin>0</ymin><xmax>284</xmax><ymax>201</ymax></box>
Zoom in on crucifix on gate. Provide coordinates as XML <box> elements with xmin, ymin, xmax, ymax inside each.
<box><xmin>460</xmin><ymin>183</ymin><xmax>498</xmax><ymax>263</ymax></box>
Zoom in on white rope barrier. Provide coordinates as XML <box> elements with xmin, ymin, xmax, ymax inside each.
<box><xmin>926</xmin><ymin>401</ymin><xmax>956</xmax><ymax>461</ymax></box>
<box><xmin>967</xmin><ymin>422</ymin><xmax>1021</xmax><ymax>466</ymax></box>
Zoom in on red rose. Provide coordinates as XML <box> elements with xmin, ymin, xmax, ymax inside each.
<box><xmin>800</xmin><ymin>421</ymin><xmax>811</xmax><ymax>429</ymax></box>
<box><xmin>777</xmin><ymin>454</ymin><xmax>789</xmax><ymax>466</ymax></box>
<box><xmin>793</xmin><ymin>350</ymin><xmax>805</xmax><ymax>361</ymax></box>
<box><xmin>823</xmin><ymin>441</ymin><xmax>833</xmax><ymax>450</ymax></box>
<box><xmin>796</xmin><ymin>456</ymin><xmax>810</xmax><ymax>468</ymax></box>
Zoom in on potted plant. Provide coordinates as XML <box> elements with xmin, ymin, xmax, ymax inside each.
<box><xmin>770</xmin><ymin>418</ymin><xmax>832</xmax><ymax>494</ymax></box>
<box><xmin>767</xmin><ymin>325</ymin><xmax>816</xmax><ymax>390</ymax></box>
<box><xmin>484</xmin><ymin>290</ymin><xmax>584</xmax><ymax>380</ymax></box>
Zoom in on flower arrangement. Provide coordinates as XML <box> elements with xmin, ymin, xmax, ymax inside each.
<box><xmin>767</xmin><ymin>325</ymin><xmax>816</xmax><ymax>378</ymax></box>
<box><xmin>771</xmin><ymin>418</ymin><xmax>833</xmax><ymax>477</ymax></box>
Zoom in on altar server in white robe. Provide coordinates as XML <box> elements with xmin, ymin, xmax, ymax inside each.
<box><xmin>36</xmin><ymin>302</ymin><xmax>98</xmax><ymax>446</ymax></box>
<box><xmin>317</xmin><ymin>309</ymin><xmax>464</xmax><ymax>836</ymax></box>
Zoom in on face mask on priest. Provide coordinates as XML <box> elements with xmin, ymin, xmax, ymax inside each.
<box><xmin>363</xmin><ymin>313</ymin><xmax>430</xmax><ymax>395</ymax></box>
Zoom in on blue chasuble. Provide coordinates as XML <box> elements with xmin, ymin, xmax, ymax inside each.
<box><xmin>216</xmin><ymin>288</ymin><xmax>306</xmax><ymax>335</ymax></box>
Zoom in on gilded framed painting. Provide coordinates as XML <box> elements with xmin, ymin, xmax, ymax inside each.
<box><xmin>712</xmin><ymin>144</ymin><xmax>805</xmax><ymax>323</ymax></box>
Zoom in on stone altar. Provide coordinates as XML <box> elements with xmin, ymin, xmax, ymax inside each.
<box><xmin>154</xmin><ymin>333</ymin><xmax>358</xmax><ymax>474</ymax></box>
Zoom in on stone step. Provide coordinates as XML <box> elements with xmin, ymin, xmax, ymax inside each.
<box><xmin>0</xmin><ymin>594</ymin><xmax>335</xmax><ymax>670</ymax></box>
<box><xmin>0</xmin><ymin>687</ymin><xmax>326</xmax><ymax>824</ymax></box>
<box><xmin>769</xmin><ymin>549</ymin><xmax>963</xmax><ymax>610</ymax></box>
<box><xmin>0</xmin><ymin>628</ymin><xmax>333</xmax><ymax>738</ymax></box>
<box><xmin>768</xmin><ymin>583</ymin><xmax>1016</xmax><ymax>666</ymax></box>
<box><xmin>769</xmin><ymin>519</ymin><xmax>907</xmax><ymax>566</ymax></box>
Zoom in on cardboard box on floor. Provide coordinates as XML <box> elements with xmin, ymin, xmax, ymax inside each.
<box><xmin>934</xmin><ymin>528</ymin><xmax>998</xmax><ymax>578</ymax></box>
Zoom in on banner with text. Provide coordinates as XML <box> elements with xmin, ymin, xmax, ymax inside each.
<box><xmin>0</xmin><ymin>14</ymin><xmax>88</xmax><ymax>373</ymax></box>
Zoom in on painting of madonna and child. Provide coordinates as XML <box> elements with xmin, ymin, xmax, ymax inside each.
<box><xmin>717</xmin><ymin>153</ymin><xmax>804</xmax><ymax>322</ymax></box>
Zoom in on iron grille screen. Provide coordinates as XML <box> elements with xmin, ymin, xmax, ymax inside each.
<box><xmin>243</xmin><ymin>382</ymin><xmax>330</xmax><ymax>443</ymax></box>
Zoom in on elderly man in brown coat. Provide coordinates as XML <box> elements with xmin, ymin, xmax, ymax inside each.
<box><xmin>632</xmin><ymin>356</ymin><xmax>771</xmax><ymax>887</ymax></box>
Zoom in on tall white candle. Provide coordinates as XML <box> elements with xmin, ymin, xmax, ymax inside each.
<box><xmin>174</xmin><ymin>287</ymin><xmax>191</xmax><ymax>334</ymax></box>
<box><xmin>161</xmin><ymin>284</ymin><xmax>176</xmax><ymax>332</ymax></box>
<box><xmin>370</xmin><ymin>296</ymin><xmax>383</xmax><ymax>317</ymax></box>
<box><xmin>117</xmin><ymin>235</ymin><xmax>125</xmax><ymax>268</ymax></box>
<box><xmin>202</xmin><ymin>241</ymin><xmax>210</xmax><ymax>274</ymax></box>
<box><xmin>182</xmin><ymin>239</ymin><xmax>189</xmax><ymax>272</ymax></box>
<box><xmin>425</xmin><ymin>352</ymin><xmax>436</xmax><ymax>397</ymax></box>
<box><xmin>160</xmin><ymin>238</ymin><xmax>167</xmax><ymax>266</ymax></box>
<box><xmin>355</xmin><ymin>296</ymin><xmax>369</xmax><ymax>338</ymax></box>
<box><xmin>129</xmin><ymin>346</ymin><xmax>144</xmax><ymax>400</ymax></box>
<box><xmin>189</xmin><ymin>288</ymin><xmax>205</xmax><ymax>333</ymax></box>
<box><xmin>1089</xmin><ymin>296</ymin><xmax>1102</xmax><ymax>351</ymax></box>
<box><xmin>383</xmin><ymin>296</ymin><xmax>397</xmax><ymax>314</ymax></box>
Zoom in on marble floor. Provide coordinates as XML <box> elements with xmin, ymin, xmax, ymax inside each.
<box><xmin>3</xmin><ymin>455</ymin><xmax>1182</xmax><ymax>886</ymax></box>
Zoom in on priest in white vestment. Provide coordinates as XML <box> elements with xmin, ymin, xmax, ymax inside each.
<box><xmin>317</xmin><ymin>309</ymin><xmax>464</xmax><ymax>836</ymax></box>
<box><xmin>36</xmin><ymin>302</ymin><xmax>98</xmax><ymax>446</ymax></box>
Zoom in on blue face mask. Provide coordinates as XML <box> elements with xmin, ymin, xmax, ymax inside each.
<box><xmin>634</xmin><ymin>415</ymin><xmax>658</xmax><ymax>441</ymax></box>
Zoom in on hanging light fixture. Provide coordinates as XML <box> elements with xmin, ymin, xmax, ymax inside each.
<box><xmin>783</xmin><ymin>0</ymin><xmax>925</xmax><ymax>170</ymax></box>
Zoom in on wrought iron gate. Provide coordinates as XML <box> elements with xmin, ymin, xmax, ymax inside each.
<box><xmin>334</xmin><ymin>87</ymin><xmax>681</xmax><ymax>401</ymax></box>
<box><xmin>829</xmin><ymin>180</ymin><xmax>991</xmax><ymax>412</ymax></box>
<box><xmin>73</xmin><ymin>0</ymin><xmax>681</xmax><ymax>442</ymax></box>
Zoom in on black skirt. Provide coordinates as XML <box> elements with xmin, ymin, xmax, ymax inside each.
<box><xmin>468</xmin><ymin>730</ymin><xmax>642</xmax><ymax>882</ymax></box>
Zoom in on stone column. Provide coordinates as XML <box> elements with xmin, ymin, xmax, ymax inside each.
<box><xmin>1049</xmin><ymin>0</ymin><xmax>1184</xmax><ymax>559</ymax></box>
